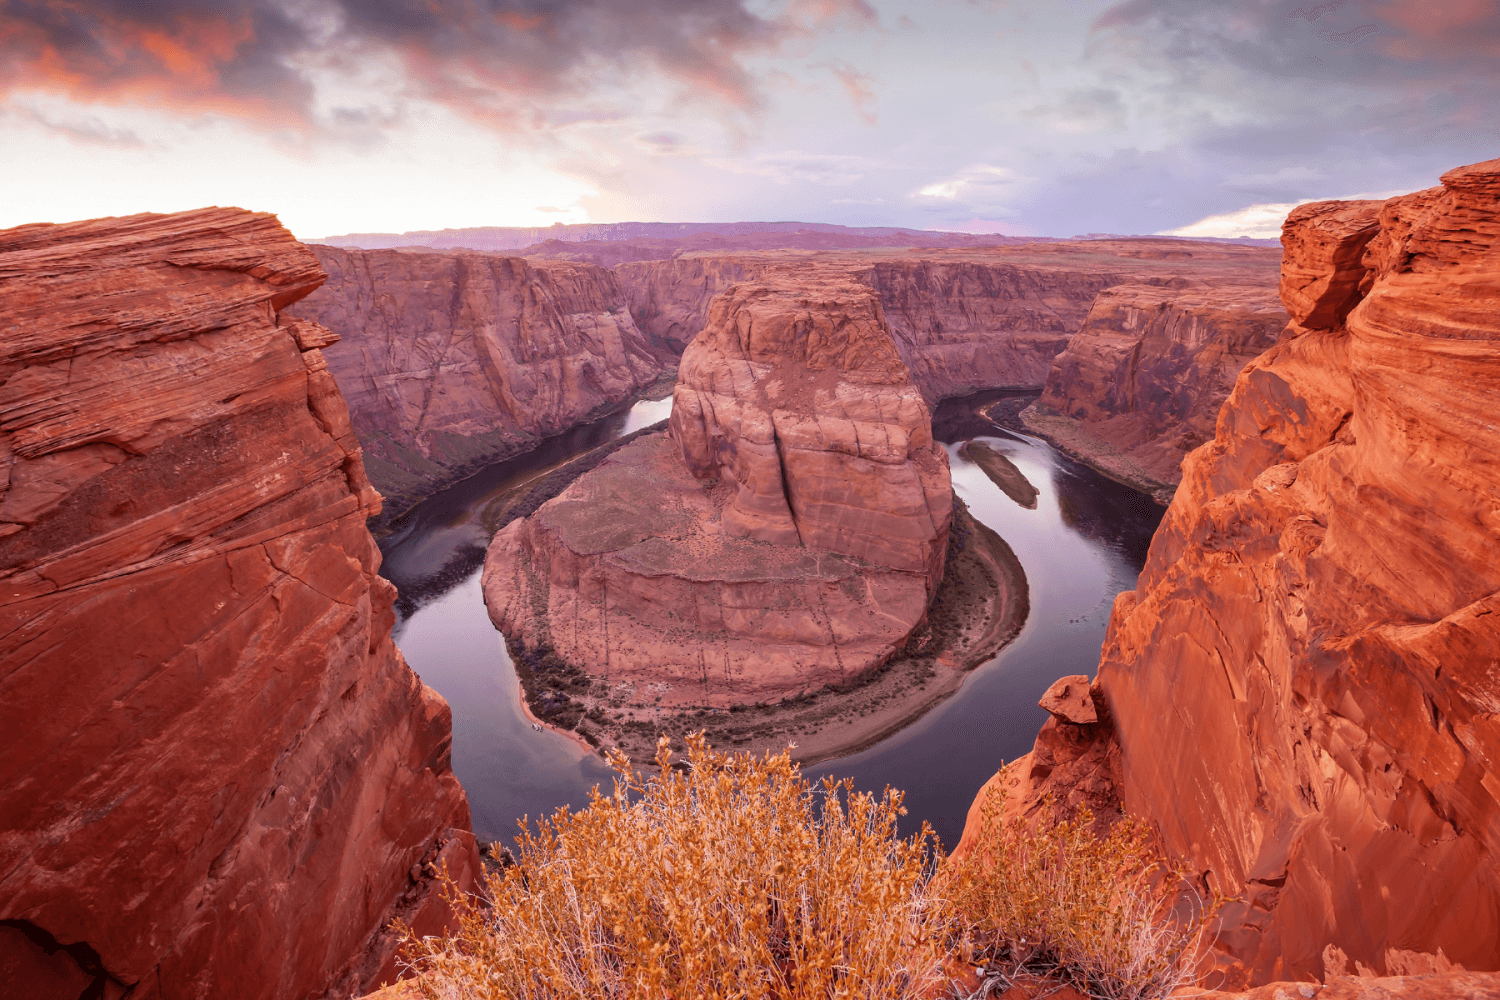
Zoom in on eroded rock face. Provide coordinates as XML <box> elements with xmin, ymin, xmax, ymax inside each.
<box><xmin>0</xmin><ymin>209</ymin><xmax>478</xmax><ymax>999</ymax></box>
<box><xmin>1094</xmin><ymin>161</ymin><xmax>1500</xmax><ymax>982</ymax></box>
<box><xmin>617</xmin><ymin>243</ymin><xmax>1283</xmax><ymax>416</ymax></box>
<box><xmin>1025</xmin><ymin>281</ymin><xmax>1289</xmax><ymax>500</ymax></box>
<box><xmin>617</xmin><ymin>255</ymin><xmax>775</xmax><ymax>352</ymax></box>
<box><xmin>288</xmin><ymin>246</ymin><xmax>666</xmax><ymax>523</ymax></box>
<box><xmin>483</xmin><ymin>276</ymin><xmax>951</xmax><ymax>709</ymax></box>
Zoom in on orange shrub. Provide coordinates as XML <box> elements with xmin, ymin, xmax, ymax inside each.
<box><xmin>399</xmin><ymin>733</ymin><xmax>944</xmax><ymax>999</ymax></box>
<box><xmin>937</xmin><ymin>780</ymin><xmax>1225</xmax><ymax>1000</ymax></box>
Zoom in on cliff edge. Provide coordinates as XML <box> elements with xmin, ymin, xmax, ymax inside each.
<box><xmin>962</xmin><ymin>159</ymin><xmax>1500</xmax><ymax>986</ymax></box>
<box><xmin>0</xmin><ymin>209</ymin><xmax>478</xmax><ymax>999</ymax></box>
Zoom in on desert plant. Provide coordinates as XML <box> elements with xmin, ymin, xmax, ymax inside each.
<box><xmin>937</xmin><ymin>781</ymin><xmax>1223</xmax><ymax>1000</ymax></box>
<box><xmin>398</xmin><ymin>733</ymin><xmax>944</xmax><ymax>999</ymax></box>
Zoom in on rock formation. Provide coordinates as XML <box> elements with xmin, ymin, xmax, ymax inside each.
<box><xmin>288</xmin><ymin>246</ymin><xmax>666</xmax><ymax>525</ymax></box>
<box><xmin>617</xmin><ymin>255</ymin><xmax>775</xmax><ymax>351</ymax></box>
<box><xmin>483</xmin><ymin>274</ymin><xmax>952</xmax><ymax>711</ymax></box>
<box><xmin>959</xmin><ymin>158</ymin><xmax>1500</xmax><ymax>985</ymax></box>
<box><xmin>0</xmin><ymin>209</ymin><xmax>478</xmax><ymax>999</ymax></box>
<box><xmin>616</xmin><ymin>243</ymin><xmax>1283</xmax><ymax>411</ymax></box>
<box><xmin>1023</xmin><ymin>280</ymin><xmax>1289</xmax><ymax>502</ymax></box>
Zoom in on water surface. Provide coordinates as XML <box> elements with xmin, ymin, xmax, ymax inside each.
<box><xmin>384</xmin><ymin>392</ymin><xmax>1163</xmax><ymax>848</ymax></box>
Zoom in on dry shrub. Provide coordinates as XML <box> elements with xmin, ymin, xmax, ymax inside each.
<box><xmin>937</xmin><ymin>781</ymin><xmax>1223</xmax><ymax>1000</ymax></box>
<box><xmin>400</xmin><ymin>733</ymin><xmax>943</xmax><ymax>999</ymax></box>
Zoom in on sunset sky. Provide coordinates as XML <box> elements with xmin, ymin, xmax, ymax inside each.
<box><xmin>2</xmin><ymin>0</ymin><xmax>1496</xmax><ymax>240</ymax></box>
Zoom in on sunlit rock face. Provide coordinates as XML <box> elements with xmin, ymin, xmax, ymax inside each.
<box><xmin>1096</xmin><ymin>160</ymin><xmax>1500</xmax><ymax>983</ymax></box>
<box><xmin>0</xmin><ymin>209</ymin><xmax>477</xmax><ymax>999</ymax></box>
<box><xmin>483</xmin><ymin>275</ymin><xmax>951</xmax><ymax>709</ymax></box>
<box><xmin>289</xmin><ymin>246</ymin><xmax>666</xmax><ymax>522</ymax></box>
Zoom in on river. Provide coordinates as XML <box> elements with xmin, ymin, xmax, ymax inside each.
<box><xmin>382</xmin><ymin>391</ymin><xmax>1164</xmax><ymax>850</ymax></box>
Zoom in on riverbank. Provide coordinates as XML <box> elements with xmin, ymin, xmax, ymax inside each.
<box><xmin>371</xmin><ymin>367</ymin><xmax>679</xmax><ymax>536</ymax></box>
<box><xmin>987</xmin><ymin>398</ymin><xmax>1177</xmax><ymax>507</ymax></box>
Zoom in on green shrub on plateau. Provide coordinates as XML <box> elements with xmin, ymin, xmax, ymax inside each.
<box><xmin>399</xmin><ymin>738</ymin><xmax>1219</xmax><ymax>1000</ymax></box>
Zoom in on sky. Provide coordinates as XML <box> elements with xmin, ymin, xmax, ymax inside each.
<box><xmin>1</xmin><ymin>0</ymin><xmax>1497</xmax><ymax>240</ymax></box>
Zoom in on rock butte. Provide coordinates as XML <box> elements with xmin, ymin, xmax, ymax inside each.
<box><xmin>286</xmin><ymin>245</ymin><xmax>669</xmax><ymax>526</ymax></box>
<box><xmin>483</xmin><ymin>274</ymin><xmax>952</xmax><ymax>709</ymax></box>
<box><xmin>0</xmin><ymin>209</ymin><xmax>477</xmax><ymax>998</ymax></box>
<box><xmin>959</xmin><ymin>158</ymin><xmax>1500</xmax><ymax>986</ymax></box>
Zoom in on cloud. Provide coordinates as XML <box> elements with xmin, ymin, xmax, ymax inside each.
<box><xmin>1159</xmin><ymin>199</ymin><xmax>1311</xmax><ymax>238</ymax></box>
<box><xmin>0</xmin><ymin>0</ymin><xmax>881</xmax><ymax>133</ymax></box>
<box><xmin>813</xmin><ymin>58</ymin><xmax>877</xmax><ymax>125</ymax></box>
<box><xmin>914</xmin><ymin>165</ymin><xmax>1027</xmax><ymax>202</ymax></box>
<box><xmin>1161</xmin><ymin>187</ymin><xmax>1414</xmax><ymax>238</ymax></box>
<box><xmin>706</xmin><ymin>150</ymin><xmax>871</xmax><ymax>185</ymax></box>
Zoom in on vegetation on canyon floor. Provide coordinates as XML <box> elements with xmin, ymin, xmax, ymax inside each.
<box><xmin>397</xmin><ymin>735</ymin><xmax>1218</xmax><ymax>1000</ymax></box>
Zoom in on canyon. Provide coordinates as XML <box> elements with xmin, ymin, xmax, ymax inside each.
<box><xmin>0</xmin><ymin>210</ymin><xmax>477</xmax><ymax>999</ymax></box>
<box><xmin>286</xmin><ymin>246</ymin><xmax>669</xmax><ymax>528</ymax></box>
<box><xmin>282</xmin><ymin>238</ymin><xmax>1286</xmax><ymax>535</ymax></box>
<box><xmin>961</xmin><ymin>159</ymin><xmax>1500</xmax><ymax>987</ymax></box>
<box><xmin>8</xmin><ymin>162</ymin><xmax>1492</xmax><ymax>999</ymax></box>
<box><xmin>481</xmin><ymin>272</ymin><xmax>990</xmax><ymax>757</ymax></box>
<box><xmin>617</xmin><ymin>241</ymin><xmax>1285</xmax><ymax>492</ymax></box>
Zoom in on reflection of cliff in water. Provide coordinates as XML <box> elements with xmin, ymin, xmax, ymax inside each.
<box><xmin>930</xmin><ymin>389</ymin><xmax>1037</xmax><ymax>444</ymax></box>
<box><xmin>1050</xmin><ymin>466</ymin><xmax>1164</xmax><ymax>570</ymax></box>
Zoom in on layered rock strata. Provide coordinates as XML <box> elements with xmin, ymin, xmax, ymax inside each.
<box><xmin>961</xmin><ymin>159</ymin><xmax>1500</xmax><ymax>985</ymax></box>
<box><xmin>0</xmin><ymin>209</ymin><xmax>478</xmax><ymax>999</ymax></box>
<box><xmin>1023</xmin><ymin>280</ymin><xmax>1289</xmax><ymax>501</ymax></box>
<box><xmin>288</xmin><ymin>246</ymin><xmax>666</xmax><ymax>524</ymax></box>
<box><xmin>616</xmin><ymin>242</ymin><xmax>1282</xmax><ymax>410</ymax></box>
<box><xmin>483</xmin><ymin>275</ymin><xmax>952</xmax><ymax>710</ymax></box>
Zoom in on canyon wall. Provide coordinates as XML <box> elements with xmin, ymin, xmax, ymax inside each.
<box><xmin>1022</xmin><ymin>281</ymin><xmax>1289</xmax><ymax>502</ymax></box>
<box><xmin>483</xmin><ymin>274</ymin><xmax>951</xmax><ymax>710</ymax></box>
<box><xmin>616</xmin><ymin>244</ymin><xmax>1282</xmax><ymax>413</ymax></box>
<box><xmin>616</xmin><ymin>255</ymin><xmax>775</xmax><ymax>351</ymax></box>
<box><xmin>862</xmin><ymin>257</ymin><xmax>1120</xmax><ymax>398</ymax></box>
<box><xmin>972</xmin><ymin>159</ymin><xmax>1500</xmax><ymax>985</ymax></box>
<box><xmin>289</xmin><ymin>247</ymin><xmax>666</xmax><ymax>524</ymax></box>
<box><xmin>0</xmin><ymin>209</ymin><xmax>478</xmax><ymax>999</ymax></box>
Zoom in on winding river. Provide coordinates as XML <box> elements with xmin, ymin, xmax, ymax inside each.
<box><xmin>382</xmin><ymin>391</ymin><xmax>1163</xmax><ymax>850</ymax></box>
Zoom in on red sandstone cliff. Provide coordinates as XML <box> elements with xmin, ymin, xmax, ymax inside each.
<box><xmin>1023</xmin><ymin>281</ymin><xmax>1289</xmax><ymax>502</ymax></box>
<box><xmin>483</xmin><ymin>274</ymin><xmax>951</xmax><ymax>711</ymax></box>
<box><xmin>616</xmin><ymin>243</ymin><xmax>1282</xmax><ymax>411</ymax></box>
<box><xmin>0</xmin><ymin>209</ymin><xmax>478</xmax><ymax>999</ymax></box>
<box><xmin>960</xmin><ymin>159</ymin><xmax>1500</xmax><ymax>985</ymax></box>
<box><xmin>288</xmin><ymin>246</ymin><xmax>666</xmax><ymax>524</ymax></box>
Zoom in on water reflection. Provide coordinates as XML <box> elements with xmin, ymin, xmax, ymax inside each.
<box><xmin>383</xmin><ymin>393</ymin><xmax>1164</xmax><ymax>846</ymax></box>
